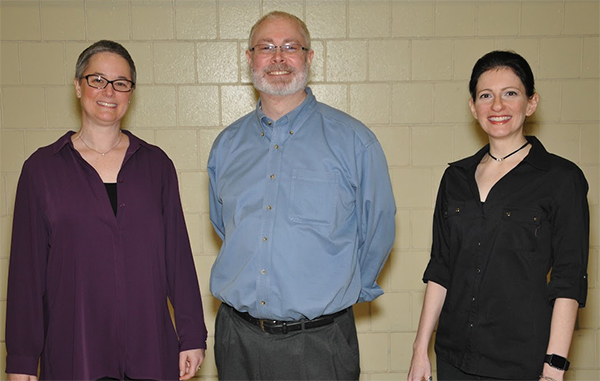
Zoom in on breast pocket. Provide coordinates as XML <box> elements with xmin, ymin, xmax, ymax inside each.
<box><xmin>500</xmin><ymin>206</ymin><xmax>543</xmax><ymax>252</ymax></box>
<box><xmin>288</xmin><ymin>169</ymin><xmax>339</xmax><ymax>226</ymax></box>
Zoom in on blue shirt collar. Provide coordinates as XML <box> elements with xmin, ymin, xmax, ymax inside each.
<box><xmin>255</xmin><ymin>87</ymin><xmax>317</xmax><ymax>136</ymax></box>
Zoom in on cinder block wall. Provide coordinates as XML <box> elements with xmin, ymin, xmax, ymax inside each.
<box><xmin>0</xmin><ymin>1</ymin><xmax>598</xmax><ymax>380</ymax></box>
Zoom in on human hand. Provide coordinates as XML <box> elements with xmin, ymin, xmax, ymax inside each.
<box><xmin>179</xmin><ymin>348</ymin><xmax>206</xmax><ymax>380</ymax></box>
<box><xmin>7</xmin><ymin>374</ymin><xmax>38</xmax><ymax>381</ymax></box>
<box><xmin>407</xmin><ymin>351</ymin><xmax>432</xmax><ymax>381</ymax></box>
<box><xmin>539</xmin><ymin>363</ymin><xmax>564</xmax><ymax>381</ymax></box>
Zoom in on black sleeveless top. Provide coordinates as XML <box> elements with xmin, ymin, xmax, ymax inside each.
<box><xmin>104</xmin><ymin>183</ymin><xmax>117</xmax><ymax>215</ymax></box>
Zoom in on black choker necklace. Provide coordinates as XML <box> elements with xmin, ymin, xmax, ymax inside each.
<box><xmin>488</xmin><ymin>141</ymin><xmax>529</xmax><ymax>162</ymax></box>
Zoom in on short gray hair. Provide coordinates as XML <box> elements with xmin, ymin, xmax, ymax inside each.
<box><xmin>248</xmin><ymin>11</ymin><xmax>311</xmax><ymax>50</ymax></box>
<box><xmin>75</xmin><ymin>40</ymin><xmax>136</xmax><ymax>84</ymax></box>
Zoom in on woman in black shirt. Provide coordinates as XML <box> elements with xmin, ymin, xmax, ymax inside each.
<box><xmin>408</xmin><ymin>51</ymin><xmax>589</xmax><ymax>381</ymax></box>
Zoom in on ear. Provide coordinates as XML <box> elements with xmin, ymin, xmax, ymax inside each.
<box><xmin>468</xmin><ymin>98</ymin><xmax>478</xmax><ymax>119</ymax></box>
<box><xmin>306</xmin><ymin>49</ymin><xmax>314</xmax><ymax>67</ymax></box>
<box><xmin>526</xmin><ymin>93</ymin><xmax>539</xmax><ymax>116</ymax></box>
<box><xmin>74</xmin><ymin>78</ymin><xmax>82</xmax><ymax>98</ymax></box>
<box><xmin>246</xmin><ymin>49</ymin><xmax>252</xmax><ymax>67</ymax></box>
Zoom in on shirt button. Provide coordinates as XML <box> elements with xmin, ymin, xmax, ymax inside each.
<box><xmin>261</xmin><ymin>269</ymin><xmax>266</xmax><ymax>275</ymax></box>
<box><xmin>505</xmin><ymin>211</ymin><xmax>511</xmax><ymax>217</ymax></box>
<box><xmin>119</xmin><ymin>203</ymin><xmax>125</xmax><ymax>207</ymax></box>
<box><xmin>455</xmin><ymin>207</ymin><xmax>460</xmax><ymax>213</ymax></box>
<box><xmin>267</xmin><ymin>121</ymin><xmax>272</xmax><ymax>125</ymax></box>
<box><xmin>477</xmin><ymin>242</ymin><xmax>481</xmax><ymax>246</ymax></box>
<box><xmin>261</xmin><ymin>301</ymin><xmax>266</xmax><ymax>306</ymax></box>
<box><xmin>261</xmin><ymin>132</ymin><xmax>265</xmax><ymax>137</ymax></box>
<box><xmin>472</xmin><ymin>297</ymin><xmax>476</xmax><ymax>302</ymax></box>
<box><xmin>266</xmin><ymin>205</ymin><xmax>272</xmax><ymax>210</ymax></box>
<box><xmin>289</xmin><ymin>131</ymin><xmax>294</xmax><ymax>135</ymax></box>
<box><xmin>477</xmin><ymin>268</ymin><xmax>481</xmax><ymax>273</ymax></box>
<box><xmin>470</xmin><ymin>323</ymin><xmax>474</xmax><ymax>327</ymax></box>
<box><xmin>274</xmin><ymin>144</ymin><xmax>279</xmax><ymax>149</ymax></box>
<box><xmin>270</xmin><ymin>174</ymin><xmax>275</xmax><ymax>179</ymax></box>
<box><xmin>263</xmin><ymin>237</ymin><xmax>268</xmax><ymax>241</ymax></box>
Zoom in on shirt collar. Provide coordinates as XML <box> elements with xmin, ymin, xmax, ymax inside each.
<box><xmin>255</xmin><ymin>87</ymin><xmax>316</xmax><ymax>134</ymax></box>
<box><xmin>52</xmin><ymin>129</ymin><xmax>146</xmax><ymax>155</ymax></box>
<box><xmin>52</xmin><ymin>131</ymin><xmax>77</xmax><ymax>154</ymax></box>
<box><xmin>449</xmin><ymin>135</ymin><xmax>551</xmax><ymax>171</ymax></box>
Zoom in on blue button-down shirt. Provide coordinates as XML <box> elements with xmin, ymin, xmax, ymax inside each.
<box><xmin>208</xmin><ymin>88</ymin><xmax>396</xmax><ymax>320</ymax></box>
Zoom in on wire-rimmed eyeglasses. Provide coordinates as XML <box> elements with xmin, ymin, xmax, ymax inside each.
<box><xmin>249</xmin><ymin>43</ymin><xmax>309</xmax><ymax>55</ymax></box>
<box><xmin>84</xmin><ymin>74</ymin><xmax>135</xmax><ymax>92</ymax></box>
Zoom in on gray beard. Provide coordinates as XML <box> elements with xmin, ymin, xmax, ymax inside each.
<box><xmin>251</xmin><ymin>64</ymin><xmax>309</xmax><ymax>96</ymax></box>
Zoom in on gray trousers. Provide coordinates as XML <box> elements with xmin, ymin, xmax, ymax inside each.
<box><xmin>214</xmin><ymin>303</ymin><xmax>360</xmax><ymax>381</ymax></box>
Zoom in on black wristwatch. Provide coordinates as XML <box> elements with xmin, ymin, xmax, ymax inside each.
<box><xmin>545</xmin><ymin>354</ymin><xmax>570</xmax><ymax>371</ymax></box>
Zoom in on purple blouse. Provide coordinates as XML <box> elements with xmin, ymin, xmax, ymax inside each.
<box><xmin>5</xmin><ymin>131</ymin><xmax>207</xmax><ymax>381</ymax></box>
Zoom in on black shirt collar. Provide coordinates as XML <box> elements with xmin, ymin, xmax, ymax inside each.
<box><xmin>449</xmin><ymin>135</ymin><xmax>551</xmax><ymax>171</ymax></box>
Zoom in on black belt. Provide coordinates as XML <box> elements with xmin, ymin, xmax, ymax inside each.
<box><xmin>231</xmin><ymin>306</ymin><xmax>349</xmax><ymax>334</ymax></box>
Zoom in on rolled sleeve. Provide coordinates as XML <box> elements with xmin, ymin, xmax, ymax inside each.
<box><xmin>547</xmin><ymin>166</ymin><xmax>589</xmax><ymax>307</ymax></box>
<box><xmin>423</xmin><ymin>172</ymin><xmax>451</xmax><ymax>289</ymax></box>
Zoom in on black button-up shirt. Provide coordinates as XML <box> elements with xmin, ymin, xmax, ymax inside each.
<box><xmin>424</xmin><ymin>136</ymin><xmax>589</xmax><ymax>379</ymax></box>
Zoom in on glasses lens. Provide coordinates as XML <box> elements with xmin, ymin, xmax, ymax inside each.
<box><xmin>87</xmin><ymin>75</ymin><xmax>107</xmax><ymax>89</ymax></box>
<box><xmin>113</xmin><ymin>80</ymin><xmax>133</xmax><ymax>92</ymax></box>
<box><xmin>254</xmin><ymin>44</ymin><xmax>275</xmax><ymax>54</ymax></box>
<box><xmin>282</xmin><ymin>44</ymin><xmax>300</xmax><ymax>53</ymax></box>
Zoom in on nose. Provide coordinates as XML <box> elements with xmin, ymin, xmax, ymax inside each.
<box><xmin>491</xmin><ymin>95</ymin><xmax>504</xmax><ymax>111</ymax></box>
<box><xmin>103</xmin><ymin>82</ymin><xmax>116</xmax><ymax>95</ymax></box>
<box><xmin>270</xmin><ymin>49</ymin><xmax>286</xmax><ymax>63</ymax></box>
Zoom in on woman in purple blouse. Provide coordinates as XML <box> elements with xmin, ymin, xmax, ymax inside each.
<box><xmin>5</xmin><ymin>40</ymin><xmax>207</xmax><ymax>381</ymax></box>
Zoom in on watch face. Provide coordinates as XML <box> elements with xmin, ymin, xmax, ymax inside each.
<box><xmin>552</xmin><ymin>355</ymin><xmax>567</xmax><ymax>368</ymax></box>
<box><xmin>546</xmin><ymin>354</ymin><xmax>569</xmax><ymax>370</ymax></box>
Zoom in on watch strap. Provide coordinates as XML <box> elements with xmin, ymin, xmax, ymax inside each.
<box><xmin>545</xmin><ymin>354</ymin><xmax>570</xmax><ymax>371</ymax></box>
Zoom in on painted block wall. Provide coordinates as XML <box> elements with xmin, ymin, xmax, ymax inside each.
<box><xmin>0</xmin><ymin>1</ymin><xmax>598</xmax><ymax>380</ymax></box>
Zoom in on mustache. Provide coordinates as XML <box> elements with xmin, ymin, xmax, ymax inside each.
<box><xmin>261</xmin><ymin>64</ymin><xmax>296</xmax><ymax>74</ymax></box>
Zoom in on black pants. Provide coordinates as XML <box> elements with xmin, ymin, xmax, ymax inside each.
<box><xmin>215</xmin><ymin>303</ymin><xmax>360</xmax><ymax>381</ymax></box>
<box><xmin>437</xmin><ymin>358</ymin><xmax>538</xmax><ymax>381</ymax></box>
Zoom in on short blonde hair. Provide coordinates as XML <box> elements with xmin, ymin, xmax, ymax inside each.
<box><xmin>248</xmin><ymin>11</ymin><xmax>311</xmax><ymax>50</ymax></box>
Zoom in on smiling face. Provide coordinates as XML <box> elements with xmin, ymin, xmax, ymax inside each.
<box><xmin>246</xmin><ymin>16</ymin><xmax>314</xmax><ymax>97</ymax></box>
<box><xmin>469</xmin><ymin>67</ymin><xmax>539</xmax><ymax>140</ymax></box>
<box><xmin>74</xmin><ymin>52</ymin><xmax>133</xmax><ymax>128</ymax></box>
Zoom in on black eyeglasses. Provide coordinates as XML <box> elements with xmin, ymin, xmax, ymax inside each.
<box><xmin>249</xmin><ymin>43</ymin><xmax>309</xmax><ymax>55</ymax></box>
<box><xmin>84</xmin><ymin>74</ymin><xmax>135</xmax><ymax>92</ymax></box>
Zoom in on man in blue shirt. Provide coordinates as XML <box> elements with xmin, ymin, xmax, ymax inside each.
<box><xmin>208</xmin><ymin>11</ymin><xmax>396</xmax><ymax>380</ymax></box>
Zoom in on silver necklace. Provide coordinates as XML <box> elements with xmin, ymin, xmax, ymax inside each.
<box><xmin>79</xmin><ymin>132</ymin><xmax>122</xmax><ymax>156</ymax></box>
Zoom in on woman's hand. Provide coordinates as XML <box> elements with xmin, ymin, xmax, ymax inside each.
<box><xmin>7</xmin><ymin>374</ymin><xmax>38</xmax><ymax>381</ymax></box>
<box><xmin>407</xmin><ymin>350</ymin><xmax>432</xmax><ymax>381</ymax></box>
<box><xmin>538</xmin><ymin>362</ymin><xmax>565</xmax><ymax>381</ymax></box>
<box><xmin>179</xmin><ymin>348</ymin><xmax>206</xmax><ymax>380</ymax></box>
<box><xmin>408</xmin><ymin>281</ymin><xmax>446</xmax><ymax>381</ymax></box>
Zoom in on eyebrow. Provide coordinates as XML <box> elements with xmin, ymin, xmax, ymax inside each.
<box><xmin>478</xmin><ymin>86</ymin><xmax>521</xmax><ymax>93</ymax></box>
<box><xmin>255</xmin><ymin>38</ymin><xmax>301</xmax><ymax>45</ymax></box>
